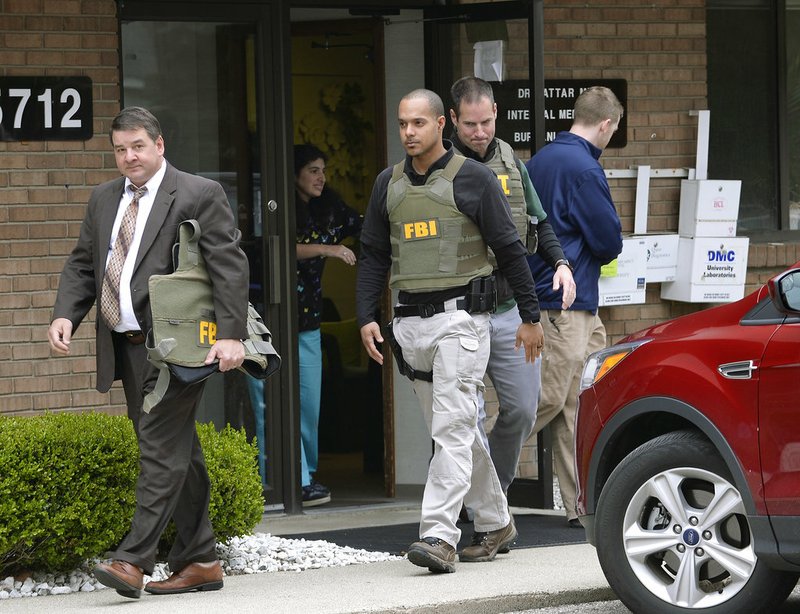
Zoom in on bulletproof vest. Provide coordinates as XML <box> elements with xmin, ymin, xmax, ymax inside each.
<box><xmin>143</xmin><ymin>219</ymin><xmax>280</xmax><ymax>413</ymax></box>
<box><xmin>386</xmin><ymin>154</ymin><xmax>492</xmax><ymax>292</ymax></box>
<box><xmin>484</xmin><ymin>139</ymin><xmax>528</xmax><ymax>267</ymax></box>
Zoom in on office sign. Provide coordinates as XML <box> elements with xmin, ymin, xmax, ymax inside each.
<box><xmin>492</xmin><ymin>78</ymin><xmax>627</xmax><ymax>148</ymax></box>
<box><xmin>0</xmin><ymin>76</ymin><xmax>93</xmax><ymax>141</ymax></box>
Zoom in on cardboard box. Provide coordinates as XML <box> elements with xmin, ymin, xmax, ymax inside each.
<box><xmin>660</xmin><ymin>236</ymin><xmax>749</xmax><ymax>303</ymax></box>
<box><xmin>635</xmin><ymin>233</ymin><xmax>679</xmax><ymax>283</ymax></box>
<box><xmin>598</xmin><ymin>237</ymin><xmax>647</xmax><ymax>306</ymax></box>
<box><xmin>678</xmin><ymin>179</ymin><xmax>741</xmax><ymax>237</ymax></box>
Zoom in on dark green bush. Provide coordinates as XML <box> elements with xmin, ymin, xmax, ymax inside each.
<box><xmin>196</xmin><ymin>421</ymin><xmax>264</xmax><ymax>540</ymax></box>
<box><xmin>0</xmin><ymin>412</ymin><xmax>138</xmax><ymax>574</ymax></box>
<box><xmin>0</xmin><ymin>412</ymin><xmax>263</xmax><ymax>575</ymax></box>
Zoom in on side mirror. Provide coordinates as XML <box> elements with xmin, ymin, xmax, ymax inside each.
<box><xmin>768</xmin><ymin>269</ymin><xmax>800</xmax><ymax>314</ymax></box>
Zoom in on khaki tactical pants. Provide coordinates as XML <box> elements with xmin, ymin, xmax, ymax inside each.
<box><xmin>393</xmin><ymin>307</ymin><xmax>509</xmax><ymax>548</ymax></box>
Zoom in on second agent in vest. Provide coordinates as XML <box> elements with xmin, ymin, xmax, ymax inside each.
<box><xmin>448</xmin><ymin>76</ymin><xmax>576</xmax><ymax>502</ymax></box>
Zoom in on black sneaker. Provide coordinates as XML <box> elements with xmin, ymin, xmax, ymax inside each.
<box><xmin>302</xmin><ymin>481</ymin><xmax>331</xmax><ymax>507</ymax></box>
<box><xmin>407</xmin><ymin>537</ymin><xmax>456</xmax><ymax>573</ymax></box>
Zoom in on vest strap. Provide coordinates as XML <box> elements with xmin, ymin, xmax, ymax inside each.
<box><xmin>143</xmin><ymin>362</ymin><xmax>171</xmax><ymax>414</ymax></box>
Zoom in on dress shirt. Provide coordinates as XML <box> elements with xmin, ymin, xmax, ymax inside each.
<box><xmin>106</xmin><ymin>159</ymin><xmax>167</xmax><ymax>332</ymax></box>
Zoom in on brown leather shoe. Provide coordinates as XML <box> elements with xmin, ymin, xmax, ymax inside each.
<box><xmin>93</xmin><ymin>560</ymin><xmax>144</xmax><ymax>599</ymax></box>
<box><xmin>144</xmin><ymin>560</ymin><xmax>223</xmax><ymax>595</ymax></box>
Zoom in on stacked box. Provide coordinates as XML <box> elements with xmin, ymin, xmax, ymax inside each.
<box><xmin>661</xmin><ymin>179</ymin><xmax>747</xmax><ymax>303</ymax></box>
<box><xmin>678</xmin><ymin>179</ymin><xmax>741</xmax><ymax>238</ymax></box>
<box><xmin>660</xmin><ymin>237</ymin><xmax>750</xmax><ymax>303</ymax></box>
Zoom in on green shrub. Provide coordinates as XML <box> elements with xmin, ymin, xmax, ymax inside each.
<box><xmin>0</xmin><ymin>412</ymin><xmax>138</xmax><ymax>574</ymax></box>
<box><xmin>196</xmin><ymin>421</ymin><xmax>264</xmax><ymax>540</ymax></box>
<box><xmin>0</xmin><ymin>412</ymin><xmax>264</xmax><ymax>575</ymax></box>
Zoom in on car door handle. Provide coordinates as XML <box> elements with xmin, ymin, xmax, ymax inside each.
<box><xmin>718</xmin><ymin>360</ymin><xmax>757</xmax><ymax>379</ymax></box>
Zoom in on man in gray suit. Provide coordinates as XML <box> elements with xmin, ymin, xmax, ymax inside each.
<box><xmin>47</xmin><ymin>107</ymin><xmax>249</xmax><ymax>599</ymax></box>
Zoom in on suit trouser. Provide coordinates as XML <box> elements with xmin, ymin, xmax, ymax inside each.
<box><xmin>532</xmin><ymin>310</ymin><xmax>606</xmax><ymax>520</ymax></box>
<box><xmin>109</xmin><ymin>336</ymin><xmax>217</xmax><ymax>575</ymax></box>
<box><xmin>478</xmin><ymin>304</ymin><xmax>541</xmax><ymax>493</ymax></box>
<box><xmin>393</xmin><ymin>308</ymin><xmax>509</xmax><ymax>549</ymax></box>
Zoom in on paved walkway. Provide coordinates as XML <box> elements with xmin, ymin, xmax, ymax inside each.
<box><xmin>2</xmin><ymin>505</ymin><xmax>616</xmax><ymax>613</ymax></box>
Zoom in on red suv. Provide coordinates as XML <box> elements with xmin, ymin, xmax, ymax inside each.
<box><xmin>575</xmin><ymin>266</ymin><xmax>800</xmax><ymax>613</ymax></box>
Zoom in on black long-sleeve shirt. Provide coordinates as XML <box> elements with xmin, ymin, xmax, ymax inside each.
<box><xmin>356</xmin><ymin>142</ymin><xmax>539</xmax><ymax>327</ymax></box>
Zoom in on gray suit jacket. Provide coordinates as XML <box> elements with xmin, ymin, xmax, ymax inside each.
<box><xmin>53</xmin><ymin>163</ymin><xmax>249</xmax><ymax>392</ymax></box>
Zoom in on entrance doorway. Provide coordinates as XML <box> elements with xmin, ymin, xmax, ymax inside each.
<box><xmin>289</xmin><ymin>11</ymin><xmax>388</xmax><ymax>505</ymax></box>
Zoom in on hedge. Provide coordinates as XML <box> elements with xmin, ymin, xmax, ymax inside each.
<box><xmin>0</xmin><ymin>412</ymin><xmax>264</xmax><ymax>575</ymax></box>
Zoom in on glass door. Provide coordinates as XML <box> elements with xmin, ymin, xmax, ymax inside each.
<box><xmin>423</xmin><ymin>0</ymin><xmax>552</xmax><ymax>509</ymax></box>
<box><xmin>119</xmin><ymin>1</ymin><xmax>299</xmax><ymax>511</ymax></box>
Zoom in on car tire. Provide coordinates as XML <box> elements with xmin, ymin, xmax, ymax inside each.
<box><xmin>595</xmin><ymin>430</ymin><xmax>799</xmax><ymax>614</ymax></box>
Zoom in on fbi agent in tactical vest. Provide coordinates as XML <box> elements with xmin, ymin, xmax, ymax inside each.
<box><xmin>448</xmin><ymin>76</ymin><xmax>576</xmax><ymax>503</ymax></box>
<box><xmin>356</xmin><ymin>89</ymin><xmax>543</xmax><ymax>574</ymax></box>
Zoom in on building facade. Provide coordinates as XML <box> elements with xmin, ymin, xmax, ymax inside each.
<box><xmin>1</xmin><ymin>0</ymin><xmax>797</xmax><ymax>510</ymax></box>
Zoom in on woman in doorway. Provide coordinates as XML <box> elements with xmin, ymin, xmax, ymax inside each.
<box><xmin>294</xmin><ymin>143</ymin><xmax>363</xmax><ymax>506</ymax></box>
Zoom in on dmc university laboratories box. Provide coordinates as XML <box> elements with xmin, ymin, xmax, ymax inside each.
<box><xmin>660</xmin><ymin>237</ymin><xmax>750</xmax><ymax>303</ymax></box>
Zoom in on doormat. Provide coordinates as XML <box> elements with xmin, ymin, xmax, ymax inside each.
<box><xmin>280</xmin><ymin>514</ymin><xmax>585</xmax><ymax>555</ymax></box>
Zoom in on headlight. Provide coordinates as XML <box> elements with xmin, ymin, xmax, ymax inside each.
<box><xmin>579</xmin><ymin>339</ymin><xmax>651</xmax><ymax>391</ymax></box>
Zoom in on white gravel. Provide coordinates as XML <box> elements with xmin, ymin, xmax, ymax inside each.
<box><xmin>0</xmin><ymin>533</ymin><xmax>401</xmax><ymax>599</ymax></box>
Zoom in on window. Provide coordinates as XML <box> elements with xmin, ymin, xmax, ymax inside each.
<box><xmin>707</xmin><ymin>1</ymin><xmax>800</xmax><ymax>234</ymax></box>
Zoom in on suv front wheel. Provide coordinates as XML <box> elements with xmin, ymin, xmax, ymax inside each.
<box><xmin>595</xmin><ymin>430</ymin><xmax>798</xmax><ymax>613</ymax></box>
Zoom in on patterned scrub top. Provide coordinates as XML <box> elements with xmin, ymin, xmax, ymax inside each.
<box><xmin>296</xmin><ymin>193</ymin><xmax>363</xmax><ymax>332</ymax></box>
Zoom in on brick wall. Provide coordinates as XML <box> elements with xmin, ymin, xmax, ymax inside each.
<box><xmin>0</xmin><ymin>0</ymin><xmax>125</xmax><ymax>416</ymax></box>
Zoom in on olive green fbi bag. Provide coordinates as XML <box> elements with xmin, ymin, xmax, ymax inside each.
<box><xmin>144</xmin><ymin>219</ymin><xmax>280</xmax><ymax>413</ymax></box>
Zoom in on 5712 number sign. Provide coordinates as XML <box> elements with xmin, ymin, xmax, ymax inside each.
<box><xmin>0</xmin><ymin>76</ymin><xmax>93</xmax><ymax>141</ymax></box>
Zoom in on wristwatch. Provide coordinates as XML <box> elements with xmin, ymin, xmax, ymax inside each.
<box><xmin>555</xmin><ymin>258</ymin><xmax>573</xmax><ymax>273</ymax></box>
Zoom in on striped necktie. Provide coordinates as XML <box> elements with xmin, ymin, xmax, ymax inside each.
<box><xmin>100</xmin><ymin>184</ymin><xmax>147</xmax><ymax>329</ymax></box>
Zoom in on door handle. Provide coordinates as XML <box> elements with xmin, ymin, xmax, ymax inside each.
<box><xmin>268</xmin><ymin>234</ymin><xmax>280</xmax><ymax>305</ymax></box>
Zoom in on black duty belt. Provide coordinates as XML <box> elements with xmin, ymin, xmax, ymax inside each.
<box><xmin>394</xmin><ymin>297</ymin><xmax>467</xmax><ymax>319</ymax></box>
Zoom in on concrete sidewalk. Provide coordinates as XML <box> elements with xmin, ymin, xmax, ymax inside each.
<box><xmin>2</xmin><ymin>505</ymin><xmax>616</xmax><ymax>613</ymax></box>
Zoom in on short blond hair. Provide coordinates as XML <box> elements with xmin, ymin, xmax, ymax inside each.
<box><xmin>573</xmin><ymin>86</ymin><xmax>623</xmax><ymax>127</ymax></box>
